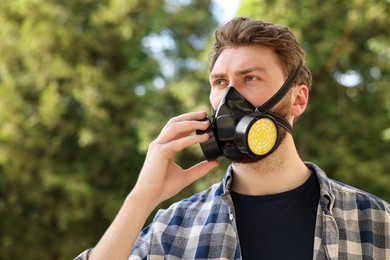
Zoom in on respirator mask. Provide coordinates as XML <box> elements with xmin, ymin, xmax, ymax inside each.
<box><xmin>197</xmin><ymin>64</ymin><xmax>302</xmax><ymax>161</ymax></box>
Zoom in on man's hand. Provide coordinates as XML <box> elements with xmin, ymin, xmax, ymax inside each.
<box><xmin>132</xmin><ymin>111</ymin><xmax>219</xmax><ymax>207</ymax></box>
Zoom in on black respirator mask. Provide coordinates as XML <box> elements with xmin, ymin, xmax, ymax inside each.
<box><xmin>197</xmin><ymin>64</ymin><xmax>302</xmax><ymax>161</ymax></box>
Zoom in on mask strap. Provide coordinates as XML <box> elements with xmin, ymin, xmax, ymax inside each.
<box><xmin>257</xmin><ymin>64</ymin><xmax>302</xmax><ymax>113</ymax></box>
<box><xmin>268</xmin><ymin>112</ymin><xmax>292</xmax><ymax>134</ymax></box>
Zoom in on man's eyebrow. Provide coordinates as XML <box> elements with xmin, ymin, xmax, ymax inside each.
<box><xmin>235</xmin><ymin>66</ymin><xmax>267</xmax><ymax>76</ymax></box>
<box><xmin>209</xmin><ymin>66</ymin><xmax>268</xmax><ymax>79</ymax></box>
<box><xmin>209</xmin><ymin>73</ymin><xmax>226</xmax><ymax>79</ymax></box>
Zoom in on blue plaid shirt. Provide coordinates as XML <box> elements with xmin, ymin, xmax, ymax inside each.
<box><xmin>76</xmin><ymin>162</ymin><xmax>390</xmax><ymax>259</ymax></box>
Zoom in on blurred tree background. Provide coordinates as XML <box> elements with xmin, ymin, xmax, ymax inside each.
<box><xmin>0</xmin><ymin>0</ymin><xmax>388</xmax><ymax>259</ymax></box>
<box><xmin>0</xmin><ymin>0</ymin><xmax>217</xmax><ymax>258</ymax></box>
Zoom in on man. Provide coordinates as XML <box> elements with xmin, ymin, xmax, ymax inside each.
<box><xmin>76</xmin><ymin>17</ymin><xmax>390</xmax><ymax>259</ymax></box>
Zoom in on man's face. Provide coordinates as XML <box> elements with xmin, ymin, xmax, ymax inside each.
<box><xmin>209</xmin><ymin>45</ymin><xmax>293</xmax><ymax>163</ymax></box>
<box><xmin>209</xmin><ymin>45</ymin><xmax>289</xmax><ymax>111</ymax></box>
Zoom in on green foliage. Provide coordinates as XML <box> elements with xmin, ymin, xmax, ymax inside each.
<box><xmin>238</xmin><ymin>0</ymin><xmax>390</xmax><ymax>201</ymax></box>
<box><xmin>0</xmin><ymin>0</ymin><xmax>216</xmax><ymax>258</ymax></box>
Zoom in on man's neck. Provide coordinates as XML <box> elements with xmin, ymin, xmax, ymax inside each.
<box><xmin>231</xmin><ymin>136</ymin><xmax>311</xmax><ymax>196</ymax></box>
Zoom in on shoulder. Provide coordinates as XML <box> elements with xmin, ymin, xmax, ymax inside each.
<box><xmin>329</xmin><ymin>179</ymin><xmax>390</xmax><ymax>214</ymax></box>
<box><xmin>137</xmin><ymin>169</ymin><xmax>232</xmax><ymax>240</ymax></box>
<box><xmin>307</xmin><ymin>162</ymin><xmax>390</xmax><ymax>256</ymax></box>
<box><xmin>153</xmin><ymin>181</ymin><xmax>226</xmax><ymax>225</ymax></box>
<box><xmin>327</xmin><ymin>179</ymin><xmax>390</xmax><ymax>251</ymax></box>
<box><xmin>131</xmin><ymin>173</ymin><xmax>239</xmax><ymax>258</ymax></box>
<box><xmin>307</xmin><ymin>161</ymin><xmax>390</xmax><ymax>216</ymax></box>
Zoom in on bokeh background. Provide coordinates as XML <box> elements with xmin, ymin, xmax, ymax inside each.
<box><xmin>0</xmin><ymin>0</ymin><xmax>389</xmax><ymax>258</ymax></box>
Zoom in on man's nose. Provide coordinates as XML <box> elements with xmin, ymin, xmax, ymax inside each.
<box><xmin>227</xmin><ymin>79</ymin><xmax>240</xmax><ymax>89</ymax></box>
<box><xmin>224</xmin><ymin>84</ymin><xmax>243</xmax><ymax>96</ymax></box>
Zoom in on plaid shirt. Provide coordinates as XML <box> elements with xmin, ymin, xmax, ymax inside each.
<box><xmin>75</xmin><ymin>162</ymin><xmax>390</xmax><ymax>259</ymax></box>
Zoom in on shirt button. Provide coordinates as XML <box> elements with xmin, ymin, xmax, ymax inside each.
<box><xmin>229</xmin><ymin>213</ymin><xmax>234</xmax><ymax>221</ymax></box>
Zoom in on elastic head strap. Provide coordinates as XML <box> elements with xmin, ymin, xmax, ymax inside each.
<box><xmin>267</xmin><ymin>112</ymin><xmax>293</xmax><ymax>134</ymax></box>
<box><xmin>257</xmin><ymin>64</ymin><xmax>302</xmax><ymax>113</ymax></box>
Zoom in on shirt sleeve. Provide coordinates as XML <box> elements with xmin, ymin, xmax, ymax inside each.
<box><xmin>74</xmin><ymin>208</ymin><xmax>171</xmax><ymax>259</ymax></box>
<box><xmin>130</xmin><ymin>209</ymin><xmax>167</xmax><ymax>258</ymax></box>
<box><xmin>130</xmin><ymin>223</ymin><xmax>155</xmax><ymax>258</ymax></box>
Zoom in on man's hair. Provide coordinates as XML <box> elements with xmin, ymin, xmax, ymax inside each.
<box><xmin>209</xmin><ymin>17</ymin><xmax>312</xmax><ymax>89</ymax></box>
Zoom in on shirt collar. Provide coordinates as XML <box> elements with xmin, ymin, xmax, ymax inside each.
<box><xmin>305</xmin><ymin>162</ymin><xmax>336</xmax><ymax>215</ymax></box>
<box><xmin>221</xmin><ymin>162</ymin><xmax>336</xmax><ymax>215</ymax></box>
<box><xmin>222</xmin><ymin>164</ymin><xmax>234</xmax><ymax>194</ymax></box>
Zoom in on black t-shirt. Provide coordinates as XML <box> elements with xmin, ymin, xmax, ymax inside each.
<box><xmin>231</xmin><ymin>170</ymin><xmax>320</xmax><ymax>260</ymax></box>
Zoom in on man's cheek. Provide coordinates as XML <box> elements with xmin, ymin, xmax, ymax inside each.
<box><xmin>209</xmin><ymin>93</ymin><xmax>220</xmax><ymax>110</ymax></box>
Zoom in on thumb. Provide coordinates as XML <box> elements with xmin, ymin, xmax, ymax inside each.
<box><xmin>184</xmin><ymin>160</ymin><xmax>220</xmax><ymax>186</ymax></box>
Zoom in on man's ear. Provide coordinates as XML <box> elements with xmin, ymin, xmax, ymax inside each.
<box><xmin>291</xmin><ymin>84</ymin><xmax>309</xmax><ymax>117</ymax></box>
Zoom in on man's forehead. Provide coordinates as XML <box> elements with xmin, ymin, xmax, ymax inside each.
<box><xmin>210</xmin><ymin>45</ymin><xmax>282</xmax><ymax>77</ymax></box>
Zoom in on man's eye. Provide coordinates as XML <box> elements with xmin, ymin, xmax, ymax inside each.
<box><xmin>213</xmin><ymin>79</ymin><xmax>228</xmax><ymax>87</ymax></box>
<box><xmin>246</xmin><ymin>76</ymin><xmax>259</xmax><ymax>81</ymax></box>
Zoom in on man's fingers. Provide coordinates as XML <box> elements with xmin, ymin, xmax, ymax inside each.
<box><xmin>157</xmin><ymin>112</ymin><xmax>209</xmax><ymax>143</ymax></box>
<box><xmin>184</xmin><ymin>160</ymin><xmax>219</xmax><ymax>185</ymax></box>
<box><xmin>157</xmin><ymin>120</ymin><xmax>210</xmax><ymax>144</ymax></box>
<box><xmin>160</xmin><ymin>133</ymin><xmax>208</xmax><ymax>159</ymax></box>
<box><xmin>171</xmin><ymin>133</ymin><xmax>209</xmax><ymax>153</ymax></box>
<box><xmin>166</xmin><ymin>111</ymin><xmax>208</xmax><ymax>124</ymax></box>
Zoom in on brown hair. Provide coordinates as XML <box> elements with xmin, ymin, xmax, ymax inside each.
<box><xmin>209</xmin><ymin>17</ymin><xmax>312</xmax><ymax>89</ymax></box>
